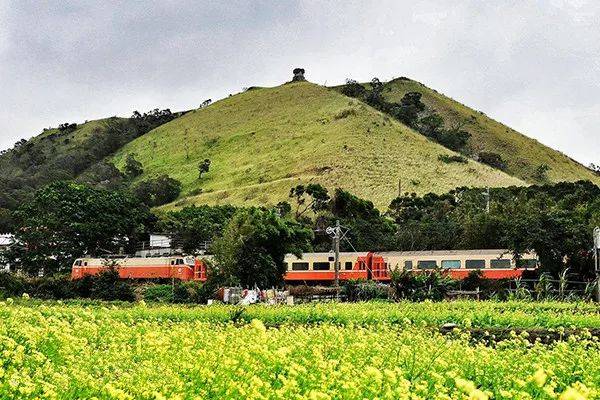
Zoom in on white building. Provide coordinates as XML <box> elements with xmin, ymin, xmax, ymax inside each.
<box><xmin>0</xmin><ymin>234</ymin><xmax>13</xmax><ymax>272</ymax></box>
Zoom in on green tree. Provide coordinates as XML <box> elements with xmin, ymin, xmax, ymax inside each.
<box><xmin>289</xmin><ymin>183</ymin><xmax>330</xmax><ymax>219</ymax></box>
<box><xmin>160</xmin><ymin>204</ymin><xmax>237</xmax><ymax>253</ymax></box>
<box><xmin>198</xmin><ymin>159</ymin><xmax>211</xmax><ymax>179</ymax></box>
<box><xmin>212</xmin><ymin>208</ymin><xmax>313</xmax><ymax>287</ymax></box>
<box><xmin>124</xmin><ymin>153</ymin><xmax>144</xmax><ymax>179</ymax></box>
<box><xmin>131</xmin><ymin>175</ymin><xmax>182</xmax><ymax>207</ymax></box>
<box><xmin>6</xmin><ymin>182</ymin><xmax>154</xmax><ymax>276</ymax></box>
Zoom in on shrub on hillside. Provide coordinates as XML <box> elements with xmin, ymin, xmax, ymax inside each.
<box><xmin>478</xmin><ymin>152</ymin><xmax>506</xmax><ymax>170</ymax></box>
<box><xmin>438</xmin><ymin>154</ymin><xmax>468</xmax><ymax>164</ymax></box>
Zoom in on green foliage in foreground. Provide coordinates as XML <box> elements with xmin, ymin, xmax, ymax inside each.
<box><xmin>0</xmin><ymin>302</ymin><xmax>599</xmax><ymax>399</ymax></box>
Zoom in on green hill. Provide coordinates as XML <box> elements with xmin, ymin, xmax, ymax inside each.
<box><xmin>378</xmin><ymin>78</ymin><xmax>599</xmax><ymax>184</ymax></box>
<box><xmin>111</xmin><ymin>82</ymin><xmax>523</xmax><ymax>210</ymax></box>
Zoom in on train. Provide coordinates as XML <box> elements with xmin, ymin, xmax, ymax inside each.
<box><xmin>71</xmin><ymin>256</ymin><xmax>208</xmax><ymax>281</ymax></box>
<box><xmin>71</xmin><ymin>249</ymin><xmax>537</xmax><ymax>284</ymax></box>
<box><xmin>284</xmin><ymin>249</ymin><xmax>538</xmax><ymax>283</ymax></box>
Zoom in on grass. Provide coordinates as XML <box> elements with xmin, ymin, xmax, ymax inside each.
<box><xmin>111</xmin><ymin>82</ymin><xmax>522</xmax><ymax>210</ymax></box>
<box><xmin>378</xmin><ymin>78</ymin><xmax>600</xmax><ymax>185</ymax></box>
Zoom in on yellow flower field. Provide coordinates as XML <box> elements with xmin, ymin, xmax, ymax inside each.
<box><xmin>1</xmin><ymin>301</ymin><xmax>599</xmax><ymax>399</ymax></box>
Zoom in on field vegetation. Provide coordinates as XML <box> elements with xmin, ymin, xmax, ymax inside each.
<box><xmin>1</xmin><ymin>300</ymin><xmax>599</xmax><ymax>399</ymax></box>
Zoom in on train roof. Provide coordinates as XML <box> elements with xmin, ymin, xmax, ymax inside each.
<box><xmin>285</xmin><ymin>252</ymin><xmax>368</xmax><ymax>259</ymax></box>
<box><xmin>376</xmin><ymin>249</ymin><xmax>533</xmax><ymax>257</ymax></box>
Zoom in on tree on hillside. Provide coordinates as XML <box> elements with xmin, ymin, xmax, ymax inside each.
<box><xmin>533</xmin><ymin>164</ymin><xmax>550</xmax><ymax>183</ymax></box>
<box><xmin>131</xmin><ymin>175</ymin><xmax>182</xmax><ymax>207</ymax></box>
<box><xmin>289</xmin><ymin>183</ymin><xmax>330</xmax><ymax>219</ymax></box>
<box><xmin>340</xmin><ymin>79</ymin><xmax>367</xmax><ymax>98</ymax></box>
<box><xmin>124</xmin><ymin>153</ymin><xmax>144</xmax><ymax>179</ymax></box>
<box><xmin>198</xmin><ymin>159</ymin><xmax>211</xmax><ymax>179</ymax></box>
<box><xmin>212</xmin><ymin>208</ymin><xmax>313</xmax><ymax>287</ymax></box>
<box><xmin>389</xmin><ymin>92</ymin><xmax>426</xmax><ymax>127</ymax></box>
<box><xmin>5</xmin><ymin>182</ymin><xmax>154</xmax><ymax>275</ymax></box>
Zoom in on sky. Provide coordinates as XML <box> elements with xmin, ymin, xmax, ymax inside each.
<box><xmin>1</xmin><ymin>0</ymin><xmax>599</xmax><ymax>165</ymax></box>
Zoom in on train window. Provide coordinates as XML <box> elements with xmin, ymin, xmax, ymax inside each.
<box><xmin>404</xmin><ymin>261</ymin><xmax>413</xmax><ymax>270</ymax></box>
<box><xmin>345</xmin><ymin>261</ymin><xmax>353</xmax><ymax>270</ymax></box>
<box><xmin>328</xmin><ymin>256</ymin><xmax>335</xmax><ymax>262</ymax></box>
<box><xmin>291</xmin><ymin>262</ymin><xmax>309</xmax><ymax>271</ymax></box>
<box><xmin>84</xmin><ymin>262</ymin><xmax>88</xmax><ymax>266</ymax></box>
<box><xmin>517</xmin><ymin>259</ymin><xmax>538</xmax><ymax>268</ymax></box>
<box><xmin>441</xmin><ymin>260</ymin><xmax>461</xmax><ymax>269</ymax></box>
<box><xmin>465</xmin><ymin>259</ymin><xmax>486</xmax><ymax>269</ymax></box>
<box><xmin>313</xmin><ymin>262</ymin><xmax>331</xmax><ymax>271</ymax></box>
<box><xmin>170</xmin><ymin>260</ymin><xmax>175</xmax><ymax>266</ymax></box>
<box><xmin>417</xmin><ymin>260</ymin><xmax>437</xmax><ymax>269</ymax></box>
<box><xmin>74</xmin><ymin>260</ymin><xmax>82</xmax><ymax>266</ymax></box>
<box><xmin>490</xmin><ymin>259</ymin><xmax>511</xmax><ymax>269</ymax></box>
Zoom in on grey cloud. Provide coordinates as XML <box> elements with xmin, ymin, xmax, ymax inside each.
<box><xmin>1</xmin><ymin>0</ymin><xmax>598</xmax><ymax>165</ymax></box>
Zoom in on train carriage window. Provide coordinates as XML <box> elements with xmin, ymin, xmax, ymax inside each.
<box><xmin>490</xmin><ymin>259</ymin><xmax>511</xmax><ymax>269</ymax></box>
<box><xmin>170</xmin><ymin>260</ymin><xmax>175</xmax><ymax>266</ymax></box>
<box><xmin>313</xmin><ymin>262</ymin><xmax>331</xmax><ymax>271</ymax></box>
<box><xmin>465</xmin><ymin>259</ymin><xmax>486</xmax><ymax>269</ymax></box>
<box><xmin>328</xmin><ymin>256</ymin><xmax>335</xmax><ymax>262</ymax></box>
<box><xmin>441</xmin><ymin>260</ymin><xmax>461</xmax><ymax>269</ymax></box>
<box><xmin>291</xmin><ymin>262</ymin><xmax>309</xmax><ymax>271</ymax></box>
<box><xmin>517</xmin><ymin>259</ymin><xmax>538</xmax><ymax>269</ymax></box>
<box><xmin>417</xmin><ymin>260</ymin><xmax>437</xmax><ymax>269</ymax></box>
<box><xmin>83</xmin><ymin>261</ymin><xmax>88</xmax><ymax>267</ymax></box>
<box><xmin>345</xmin><ymin>261</ymin><xmax>353</xmax><ymax>270</ymax></box>
<box><xmin>404</xmin><ymin>260</ymin><xmax>413</xmax><ymax>270</ymax></box>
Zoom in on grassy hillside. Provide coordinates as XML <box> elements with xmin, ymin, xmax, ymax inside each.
<box><xmin>378</xmin><ymin>78</ymin><xmax>599</xmax><ymax>185</ymax></box>
<box><xmin>112</xmin><ymin>82</ymin><xmax>522</xmax><ymax>210</ymax></box>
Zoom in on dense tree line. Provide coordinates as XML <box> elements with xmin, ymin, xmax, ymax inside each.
<box><xmin>1</xmin><ymin>179</ymin><xmax>599</xmax><ymax>286</ymax></box>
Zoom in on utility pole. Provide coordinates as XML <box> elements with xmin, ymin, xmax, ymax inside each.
<box><xmin>334</xmin><ymin>220</ymin><xmax>341</xmax><ymax>289</ymax></box>
<box><xmin>398</xmin><ymin>179</ymin><xmax>402</xmax><ymax>198</ymax></box>
<box><xmin>594</xmin><ymin>227</ymin><xmax>600</xmax><ymax>302</ymax></box>
<box><xmin>326</xmin><ymin>221</ymin><xmax>343</xmax><ymax>295</ymax></box>
<box><xmin>483</xmin><ymin>187</ymin><xmax>490</xmax><ymax>213</ymax></box>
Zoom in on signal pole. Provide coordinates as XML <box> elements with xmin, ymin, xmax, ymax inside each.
<box><xmin>484</xmin><ymin>187</ymin><xmax>490</xmax><ymax>213</ymax></box>
<box><xmin>594</xmin><ymin>227</ymin><xmax>600</xmax><ymax>302</ymax></box>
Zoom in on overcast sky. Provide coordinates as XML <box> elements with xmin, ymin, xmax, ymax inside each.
<box><xmin>1</xmin><ymin>0</ymin><xmax>599</xmax><ymax>165</ymax></box>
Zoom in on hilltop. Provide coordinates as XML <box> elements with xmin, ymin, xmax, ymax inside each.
<box><xmin>110</xmin><ymin>82</ymin><xmax>522</xmax><ymax>210</ymax></box>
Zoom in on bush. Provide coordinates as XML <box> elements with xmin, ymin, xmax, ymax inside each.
<box><xmin>173</xmin><ymin>281</ymin><xmax>209</xmax><ymax>303</ymax></box>
<box><xmin>0</xmin><ymin>272</ymin><xmax>28</xmax><ymax>298</ymax></box>
<box><xmin>29</xmin><ymin>275</ymin><xmax>77</xmax><ymax>299</ymax></box>
<box><xmin>390</xmin><ymin>269</ymin><xmax>457</xmax><ymax>301</ymax></box>
<box><xmin>342</xmin><ymin>280</ymin><xmax>391</xmax><ymax>302</ymax></box>
<box><xmin>89</xmin><ymin>268</ymin><xmax>134</xmax><ymax>301</ymax></box>
<box><xmin>143</xmin><ymin>284</ymin><xmax>174</xmax><ymax>302</ymax></box>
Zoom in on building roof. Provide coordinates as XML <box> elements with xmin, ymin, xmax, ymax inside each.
<box><xmin>0</xmin><ymin>234</ymin><xmax>13</xmax><ymax>247</ymax></box>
